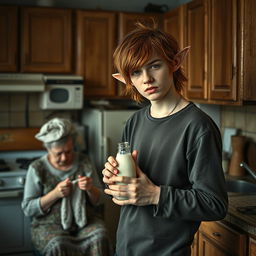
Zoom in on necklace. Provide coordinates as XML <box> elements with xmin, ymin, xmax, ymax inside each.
<box><xmin>167</xmin><ymin>96</ymin><xmax>182</xmax><ymax>116</ymax></box>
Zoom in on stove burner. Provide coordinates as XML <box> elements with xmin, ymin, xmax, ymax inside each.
<box><xmin>16</xmin><ymin>157</ymin><xmax>39</xmax><ymax>170</ymax></box>
<box><xmin>0</xmin><ymin>159</ymin><xmax>11</xmax><ymax>172</ymax></box>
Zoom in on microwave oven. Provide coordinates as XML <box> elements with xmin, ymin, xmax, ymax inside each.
<box><xmin>40</xmin><ymin>75</ymin><xmax>84</xmax><ymax>110</ymax></box>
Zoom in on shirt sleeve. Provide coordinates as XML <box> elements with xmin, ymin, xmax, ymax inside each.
<box><xmin>21</xmin><ymin>165</ymin><xmax>46</xmax><ymax>217</ymax></box>
<box><xmin>153</xmin><ymin>130</ymin><xmax>228</xmax><ymax>221</ymax></box>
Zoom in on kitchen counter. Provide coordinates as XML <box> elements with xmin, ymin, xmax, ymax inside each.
<box><xmin>224</xmin><ymin>194</ymin><xmax>256</xmax><ymax>236</ymax></box>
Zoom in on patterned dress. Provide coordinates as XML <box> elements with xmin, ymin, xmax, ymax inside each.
<box><xmin>22</xmin><ymin>153</ymin><xmax>113</xmax><ymax>256</ymax></box>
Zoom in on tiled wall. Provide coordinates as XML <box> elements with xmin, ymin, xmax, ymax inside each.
<box><xmin>220</xmin><ymin>105</ymin><xmax>256</xmax><ymax>142</ymax></box>
<box><xmin>1</xmin><ymin>92</ymin><xmax>255</xmax><ymax>142</ymax></box>
<box><xmin>0</xmin><ymin>93</ymin><xmax>78</xmax><ymax>128</ymax></box>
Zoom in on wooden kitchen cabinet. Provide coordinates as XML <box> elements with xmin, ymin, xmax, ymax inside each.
<box><xmin>205</xmin><ymin>0</ymin><xmax>256</xmax><ymax>104</ymax></box>
<box><xmin>164</xmin><ymin>6</ymin><xmax>185</xmax><ymax>49</ymax></box>
<box><xmin>249</xmin><ymin>236</ymin><xmax>256</xmax><ymax>256</ymax></box>
<box><xmin>0</xmin><ymin>6</ymin><xmax>18</xmax><ymax>72</ymax></box>
<box><xmin>183</xmin><ymin>0</ymin><xmax>208</xmax><ymax>101</ymax></box>
<box><xmin>191</xmin><ymin>231</ymin><xmax>199</xmax><ymax>256</ymax></box>
<box><xmin>21</xmin><ymin>7</ymin><xmax>73</xmax><ymax>73</ymax></box>
<box><xmin>164</xmin><ymin>0</ymin><xmax>256</xmax><ymax>105</ymax></box>
<box><xmin>75</xmin><ymin>10</ymin><xmax>117</xmax><ymax>97</ymax></box>
<box><xmin>118</xmin><ymin>12</ymin><xmax>163</xmax><ymax>41</ymax></box>
<box><xmin>208</xmin><ymin>0</ymin><xmax>237</xmax><ymax>102</ymax></box>
<box><xmin>198</xmin><ymin>221</ymin><xmax>247</xmax><ymax>256</ymax></box>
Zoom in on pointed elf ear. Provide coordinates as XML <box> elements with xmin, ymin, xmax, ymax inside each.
<box><xmin>172</xmin><ymin>46</ymin><xmax>190</xmax><ymax>71</ymax></box>
<box><xmin>112</xmin><ymin>73</ymin><xmax>126</xmax><ymax>84</ymax></box>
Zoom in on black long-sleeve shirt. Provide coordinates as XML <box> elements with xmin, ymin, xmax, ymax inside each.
<box><xmin>116</xmin><ymin>102</ymin><xmax>228</xmax><ymax>256</ymax></box>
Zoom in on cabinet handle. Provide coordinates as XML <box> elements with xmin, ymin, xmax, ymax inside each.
<box><xmin>212</xmin><ymin>232</ymin><xmax>221</xmax><ymax>237</ymax></box>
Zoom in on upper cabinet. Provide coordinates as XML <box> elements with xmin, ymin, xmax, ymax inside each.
<box><xmin>0</xmin><ymin>6</ymin><xmax>18</xmax><ymax>72</ymax></box>
<box><xmin>0</xmin><ymin>6</ymin><xmax>73</xmax><ymax>74</ymax></box>
<box><xmin>164</xmin><ymin>6</ymin><xmax>185</xmax><ymax>49</ymax></box>
<box><xmin>21</xmin><ymin>7</ymin><xmax>73</xmax><ymax>73</ymax></box>
<box><xmin>184</xmin><ymin>0</ymin><xmax>208</xmax><ymax>101</ymax></box>
<box><xmin>118</xmin><ymin>12</ymin><xmax>163</xmax><ymax>41</ymax></box>
<box><xmin>164</xmin><ymin>0</ymin><xmax>256</xmax><ymax>105</ymax></box>
<box><xmin>75</xmin><ymin>11</ymin><xmax>117</xmax><ymax>97</ymax></box>
<box><xmin>208</xmin><ymin>0</ymin><xmax>237</xmax><ymax>102</ymax></box>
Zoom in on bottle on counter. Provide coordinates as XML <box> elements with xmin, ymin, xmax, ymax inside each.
<box><xmin>115</xmin><ymin>142</ymin><xmax>136</xmax><ymax>200</ymax></box>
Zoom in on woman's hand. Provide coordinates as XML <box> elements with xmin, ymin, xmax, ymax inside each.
<box><xmin>103</xmin><ymin>150</ymin><xmax>160</xmax><ymax>206</ymax></box>
<box><xmin>78</xmin><ymin>175</ymin><xmax>93</xmax><ymax>192</ymax></box>
<box><xmin>40</xmin><ymin>178</ymin><xmax>72</xmax><ymax>212</ymax></box>
<box><xmin>55</xmin><ymin>178</ymin><xmax>72</xmax><ymax>198</ymax></box>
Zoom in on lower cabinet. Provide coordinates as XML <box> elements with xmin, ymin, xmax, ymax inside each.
<box><xmin>249</xmin><ymin>236</ymin><xmax>256</xmax><ymax>256</ymax></box>
<box><xmin>198</xmin><ymin>221</ymin><xmax>247</xmax><ymax>256</ymax></box>
<box><xmin>191</xmin><ymin>231</ymin><xmax>199</xmax><ymax>256</ymax></box>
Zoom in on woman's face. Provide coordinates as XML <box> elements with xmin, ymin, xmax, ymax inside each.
<box><xmin>48</xmin><ymin>136</ymin><xmax>75</xmax><ymax>170</ymax></box>
<box><xmin>130</xmin><ymin>53</ymin><xmax>174</xmax><ymax>102</ymax></box>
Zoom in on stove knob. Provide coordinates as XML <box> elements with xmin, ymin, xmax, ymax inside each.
<box><xmin>17</xmin><ymin>177</ymin><xmax>25</xmax><ymax>185</ymax></box>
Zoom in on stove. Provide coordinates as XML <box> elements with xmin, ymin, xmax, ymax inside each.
<box><xmin>0</xmin><ymin>150</ymin><xmax>46</xmax><ymax>191</ymax></box>
<box><xmin>0</xmin><ymin>128</ymin><xmax>46</xmax><ymax>255</ymax></box>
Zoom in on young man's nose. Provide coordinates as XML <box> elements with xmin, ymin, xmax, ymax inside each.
<box><xmin>143</xmin><ymin>70</ymin><xmax>153</xmax><ymax>84</ymax></box>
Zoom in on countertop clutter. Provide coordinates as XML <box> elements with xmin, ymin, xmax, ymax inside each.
<box><xmin>223</xmin><ymin>137</ymin><xmax>256</xmax><ymax>236</ymax></box>
<box><xmin>226</xmin><ymin>194</ymin><xmax>256</xmax><ymax>236</ymax></box>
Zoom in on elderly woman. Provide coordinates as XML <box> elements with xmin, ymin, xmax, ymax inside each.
<box><xmin>22</xmin><ymin>118</ymin><xmax>112</xmax><ymax>256</ymax></box>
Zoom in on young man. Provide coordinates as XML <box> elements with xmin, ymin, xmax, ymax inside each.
<box><xmin>102</xmin><ymin>23</ymin><xmax>228</xmax><ymax>256</ymax></box>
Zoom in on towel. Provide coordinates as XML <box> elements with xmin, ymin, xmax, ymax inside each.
<box><xmin>35</xmin><ymin>118</ymin><xmax>75</xmax><ymax>143</ymax></box>
<box><xmin>61</xmin><ymin>181</ymin><xmax>87</xmax><ymax>230</ymax></box>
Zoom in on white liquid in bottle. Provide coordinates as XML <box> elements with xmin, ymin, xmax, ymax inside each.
<box><xmin>115</xmin><ymin>142</ymin><xmax>136</xmax><ymax>200</ymax></box>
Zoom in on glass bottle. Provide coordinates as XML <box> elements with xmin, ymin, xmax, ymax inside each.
<box><xmin>115</xmin><ymin>142</ymin><xmax>136</xmax><ymax>200</ymax></box>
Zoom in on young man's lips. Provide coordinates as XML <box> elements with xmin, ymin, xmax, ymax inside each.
<box><xmin>145</xmin><ymin>87</ymin><xmax>157</xmax><ymax>94</ymax></box>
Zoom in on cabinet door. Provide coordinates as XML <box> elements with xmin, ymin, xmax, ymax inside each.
<box><xmin>0</xmin><ymin>6</ymin><xmax>18</xmax><ymax>72</ymax></box>
<box><xmin>241</xmin><ymin>0</ymin><xmax>256</xmax><ymax>101</ymax></box>
<box><xmin>164</xmin><ymin>6</ymin><xmax>187</xmax><ymax>97</ymax></box>
<box><xmin>118</xmin><ymin>12</ymin><xmax>163</xmax><ymax>41</ymax></box>
<box><xmin>164</xmin><ymin>6</ymin><xmax>185</xmax><ymax>49</ymax></box>
<box><xmin>191</xmin><ymin>231</ymin><xmax>198</xmax><ymax>256</ymax></box>
<box><xmin>21</xmin><ymin>7</ymin><xmax>72</xmax><ymax>73</ymax></box>
<box><xmin>75</xmin><ymin>11</ymin><xmax>116</xmax><ymax>97</ymax></box>
<box><xmin>249</xmin><ymin>237</ymin><xmax>256</xmax><ymax>256</ymax></box>
<box><xmin>0</xmin><ymin>194</ymin><xmax>32</xmax><ymax>255</ymax></box>
<box><xmin>199</xmin><ymin>221</ymin><xmax>247</xmax><ymax>256</ymax></box>
<box><xmin>208</xmin><ymin>0</ymin><xmax>237</xmax><ymax>101</ymax></box>
<box><xmin>184</xmin><ymin>0</ymin><xmax>208</xmax><ymax>101</ymax></box>
<box><xmin>199</xmin><ymin>232</ymin><xmax>228</xmax><ymax>256</ymax></box>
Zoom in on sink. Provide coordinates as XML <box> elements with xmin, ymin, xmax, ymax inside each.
<box><xmin>226</xmin><ymin>179</ymin><xmax>256</xmax><ymax>193</ymax></box>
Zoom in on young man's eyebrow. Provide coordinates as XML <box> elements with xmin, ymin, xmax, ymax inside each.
<box><xmin>145</xmin><ymin>59</ymin><xmax>162</xmax><ymax>66</ymax></box>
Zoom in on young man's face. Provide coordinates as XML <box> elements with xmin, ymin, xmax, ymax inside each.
<box><xmin>130</xmin><ymin>53</ymin><xmax>174</xmax><ymax>102</ymax></box>
<box><xmin>48</xmin><ymin>136</ymin><xmax>75</xmax><ymax>170</ymax></box>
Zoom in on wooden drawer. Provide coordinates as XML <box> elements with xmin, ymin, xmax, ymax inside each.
<box><xmin>200</xmin><ymin>221</ymin><xmax>246</xmax><ymax>255</ymax></box>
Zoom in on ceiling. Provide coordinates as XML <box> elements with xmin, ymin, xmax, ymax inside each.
<box><xmin>1</xmin><ymin>0</ymin><xmax>191</xmax><ymax>12</ymax></box>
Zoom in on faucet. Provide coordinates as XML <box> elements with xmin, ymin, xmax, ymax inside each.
<box><xmin>240</xmin><ymin>162</ymin><xmax>256</xmax><ymax>181</ymax></box>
